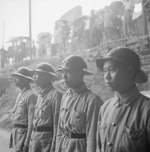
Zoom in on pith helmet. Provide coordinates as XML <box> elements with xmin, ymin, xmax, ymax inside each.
<box><xmin>12</xmin><ymin>67</ymin><xmax>33</xmax><ymax>81</ymax></box>
<box><xmin>58</xmin><ymin>55</ymin><xmax>92</xmax><ymax>75</ymax></box>
<box><xmin>35</xmin><ymin>63</ymin><xmax>57</xmax><ymax>79</ymax></box>
<box><xmin>96</xmin><ymin>47</ymin><xmax>147</xmax><ymax>83</ymax></box>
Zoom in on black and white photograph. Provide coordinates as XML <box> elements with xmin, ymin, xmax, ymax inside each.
<box><xmin>0</xmin><ymin>0</ymin><xmax>150</xmax><ymax>152</ymax></box>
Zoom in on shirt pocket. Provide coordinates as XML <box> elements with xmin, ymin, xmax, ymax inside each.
<box><xmin>17</xmin><ymin>128</ymin><xmax>27</xmax><ymax>134</ymax></box>
<box><xmin>16</xmin><ymin>100</ymin><xmax>26</xmax><ymax>114</ymax></box>
<box><xmin>60</xmin><ymin>107</ymin><xmax>68</xmax><ymax>120</ymax></box>
<box><xmin>40</xmin><ymin>132</ymin><xmax>53</xmax><ymax>147</ymax></box>
<box><xmin>70</xmin><ymin>110</ymin><xmax>86</xmax><ymax>130</ymax></box>
<box><xmin>121</xmin><ymin>126</ymin><xmax>146</xmax><ymax>151</ymax></box>
<box><xmin>125</xmin><ymin>126</ymin><xmax>145</xmax><ymax>141</ymax></box>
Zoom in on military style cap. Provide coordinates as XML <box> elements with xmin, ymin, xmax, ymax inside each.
<box><xmin>12</xmin><ymin>67</ymin><xmax>33</xmax><ymax>81</ymax></box>
<box><xmin>35</xmin><ymin>63</ymin><xmax>57</xmax><ymax>79</ymax></box>
<box><xmin>96</xmin><ymin>47</ymin><xmax>147</xmax><ymax>83</ymax></box>
<box><xmin>58</xmin><ymin>55</ymin><xmax>92</xmax><ymax>75</ymax></box>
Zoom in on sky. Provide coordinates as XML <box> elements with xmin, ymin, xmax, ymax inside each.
<box><xmin>0</xmin><ymin>0</ymin><xmax>114</xmax><ymax>47</ymax></box>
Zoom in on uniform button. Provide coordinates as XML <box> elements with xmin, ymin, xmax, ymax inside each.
<box><xmin>107</xmin><ymin>142</ymin><xmax>113</xmax><ymax>147</ymax></box>
<box><xmin>115</xmin><ymin>102</ymin><xmax>121</xmax><ymax>107</ymax></box>
<box><xmin>112</xmin><ymin>122</ymin><xmax>116</xmax><ymax>126</ymax></box>
<box><xmin>98</xmin><ymin>121</ymin><xmax>101</xmax><ymax>126</ymax></box>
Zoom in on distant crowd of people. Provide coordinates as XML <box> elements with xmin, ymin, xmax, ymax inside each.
<box><xmin>9</xmin><ymin>47</ymin><xmax>150</xmax><ymax>152</ymax></box>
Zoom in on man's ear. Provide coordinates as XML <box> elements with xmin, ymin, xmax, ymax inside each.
<box><xmin>127</xmin><ymin>66</ymin><xmax>136</xmax><ymax>80</ymax></box>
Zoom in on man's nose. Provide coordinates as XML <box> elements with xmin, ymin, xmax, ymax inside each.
<box><xmin>63</xmin><ymin>74</ymin><xmax>67</xmax><ymax>80</ymax></box>
<box><xmin>104</xmin><ymin>71</ymin><xmax>111</xmax><ymax>80</ymax></box>
<box><xmin>33</xmin><ymin>74</ymin><xmax>38</xmax><ymax>80</ymax></box>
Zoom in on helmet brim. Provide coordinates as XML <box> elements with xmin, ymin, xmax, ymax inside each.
<box><xmin>96</xmin><ymin>57</ymin><xmax>148</xmax><ymax>83</ymax></box>
<box><xmin>12</xmin><ymin>72</ymin><xmax>33</xmax><ymax>81</ymax></box>
<box><xmin>57</xmin><ymin>67</ymin><xmax>93</xmax><ymax>75</ymax></box>
<box><xmin>34</xmin><ymin>69</ymin><xmax>57</xmax><ymax>79</ymax></box>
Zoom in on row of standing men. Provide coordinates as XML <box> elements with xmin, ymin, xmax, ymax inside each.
<box><xmin>9</xmin><ymin>47</ymin><xmax>150</xmax><ymax>152</ymax></box>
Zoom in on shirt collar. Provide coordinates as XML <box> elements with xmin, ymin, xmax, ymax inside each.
<box><xmin>113</xmin><ymin>87</ymin><xmax>140</xmax><ymax>106</ymax></box>
<box><xmin>21</xmin><ymin>87</ymin><xmax>31</xmax><ymax>93</ymax></box>
<box><xmin>68</xmin><ymin>83</ymin><xmax>88</xmax><ymax>95</ymax></box>
<box><xmin>40</xmin><ymin>86</ymin><xmax>53</xmax><ymax>97</ymax></box>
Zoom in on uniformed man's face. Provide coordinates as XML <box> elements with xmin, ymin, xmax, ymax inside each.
<box><xmin>103</xmin><ymin>60</ymin><xmax>134</xmax><ymax>92</ymax></box>
<box><xmin>13</xmin><ymin>76</ymin><xmax>28</xmax><ymax>89</ymax></box>
<box><xmin>33</xmin><ymin>72</ymin><xmax>51</xmax><ymax>89</ymax></box>
<box><xmin>63</xmin><ymin>69</ymin><xmax>83</xmax><ymax>88</ymax></box>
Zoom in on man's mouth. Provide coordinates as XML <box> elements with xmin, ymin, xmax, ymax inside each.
<box><xmin>105</xmin><ymin>81</ymin><xmax>112</xmax><ymax>86</ymax></box>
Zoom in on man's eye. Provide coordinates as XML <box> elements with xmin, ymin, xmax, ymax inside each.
<box><xmin>103</xmin><ymin>68</ymin><xmax>116</xmax><ymax>73</ymax></box>
<box><xmin>109</xmin><ymin>67</ymin><xmax>117</xmax><ymax>71</ymax></box>
<box><xmin>109</xmin><ymin>69</ymin><xmax>115</xmax><ymax>72</ymax></box>
<box><xmin>14</xmin><ymin>78</ymin><xmax>18</xmax><ymax>82</ymax></box>
<box><xmin>103</xmin><ymin>70</ymin><xmax>107</xmax><ymax>73</ymax></box>
<box><xmin>33</xmin><ymin>75</ymin><xmax>38</xmax><ymax>80</ymax></box>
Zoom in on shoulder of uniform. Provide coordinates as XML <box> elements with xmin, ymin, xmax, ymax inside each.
<box><xmin>102</xmin><ymin>97</ymin><xmax>113</xmax><ymax>106</ymax></box>
<box><xmin>85</xmin><ymin>90</ymin><xmax>103</xmax><ymax>106</ymax></box>
<box><xmin>53</xmin><ymin>89</ymin><xmax>62</xmax><ymax>98</ymax></box>
<box><xmin>52</xmin><ymin>88</ymin><xmax>61</xmax><ymax>94</ymax></box>
<box><xmin>139</xmin><ymin>93</ymin><xmax>150</xmax><ymax>110</ymax></box>
<box><xmin>62</xmin><ymin>88</ymin><xmax>71</xmax><ymax>96</ymax></box>
<box><xmin>24</xmin><ymin>89</ymin><xmax>37</xmax><ymax>105</ymax></box>
<box><xmin>134</xmin><ymin>93</ymin><xmax>150</xmax><ymax>124</ymax></box>
<box><xmin>25</xmin><ymin>88</ymin><xmax>34</xmax><ymax>95</ymax></box>
<box><xmin>47</xmin><ymin>88</ymin><xmax>62</xmax><ymax>100</ymax></box>
<box><xmin>23</xmin><ymin>89</ymin><xmax>34</xmax><ymax>98</ymax></box>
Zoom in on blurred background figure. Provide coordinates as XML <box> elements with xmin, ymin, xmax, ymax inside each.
<box><xmin>0</xmin><ymin>47</ymin><xmax>7</xmax><ymax>68</ymax></box>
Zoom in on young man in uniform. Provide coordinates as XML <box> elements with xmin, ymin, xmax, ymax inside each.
<box><xmin>10</xmin><ymin>67</ymin><xmax>37</xmax><ymax>152</ymax></box>
<box><xmin>96</xmin><ymin>47</ymin><xmax>150</xmax><ymax>152</ymax></box>
<box><xmin>55</xmin><ymin>55</ymin><xmax>102</xmax><ymax>152</ymax></box>
<box><xmin>29</xmin><ymin>63</ymin><xmax>62</xmax><ymax>152</ymax></box>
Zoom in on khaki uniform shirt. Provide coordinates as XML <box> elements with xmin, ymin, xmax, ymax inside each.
<box><xmin>96</xmin><ymin>87</ymin><xmax>150</xmax><ymax>152</ymax></box>
<box><xmin>33</xmin><ymin>87</ymin><xmax>61</xmax><ymax>128</ymax></box>
<box><xmin>10</xmin><ymin>88</ymin><xmax>37</xmax><ymax>150</ymax></box>
<box><xmin>31</xmin><ymin>87</ymin><xmax>62</xmax><ymax>152</ymax></box>
<box><xmin>12</xmin><ymin>88</ymin><xmax>37</xmax><ymax>125</ymax></box>
<box><xmin>55</xmin><ymin>84</ymin><xmax>102</xmax><ymax>152</ymax></box>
